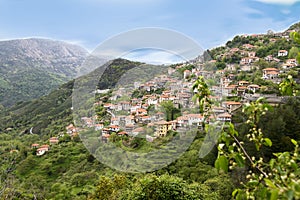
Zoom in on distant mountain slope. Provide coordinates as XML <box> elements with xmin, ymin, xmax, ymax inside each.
<box><xmin>0</xmin><ymin>38</ymin><xmax>88</xmax><ymax>107</ymax></box>
<box><xmin>0</xmin><ymin>58</ymin><xmax>143</xmax><ymax>135</ymax></box>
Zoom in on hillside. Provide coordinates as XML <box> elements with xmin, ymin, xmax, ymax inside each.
<box><xmin>0</xmin><ymin>58</ymin><xmax>143</xmax><ymax>135</ymax></box>
<box><xmin>0</xmin><ymin>23</ymin><xmax>300</xmax><ymax>199</ymax></box>
<box><xmin>0</xmin><ymin>38</ymin><xmax>88</xmax><ymax>107</ymax></box>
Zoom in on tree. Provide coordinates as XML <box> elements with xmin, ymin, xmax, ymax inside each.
<box><xmin>123</xmin><ymin>174</ymin><xmax>219</xmax><ymax>200</ymax></box>
<box><xmin>279</xmin><ymin>75</ymin><xmax>299</xmax><ymax>96</ymax></box>
<box><xmin>290</xmin><ymin>32</ymin><xmax>300</xmax><ymax>63</ymax></box>
<box><xmin>288</xmin><ymin>47</ymin><xmax>299</xmax><ymax>59</ymax></box>
<box><xmin>192</xmin><ymin>76</ymin><xmax>212</xmax><ymax>128</ymax></box>
<box><xmin>160</xmin><ymin>101</ymin><xmax>181</xmax><ymax>121</ymax></box>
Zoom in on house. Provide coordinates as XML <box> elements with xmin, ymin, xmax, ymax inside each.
<box><xmin>125</xmin><ymin>124</ymin><xmax>135</xmax><ymax>132</ymax></box>
<box><xmin>282</xmin><ymin>63</ymin><xmax>295</xmax><ymax>70</ymax></box>
<box><xmin>117</xmin><ymin>101</ymin><xmax>131</xmax><ymax>111</ymax></box>
<box><xmin>242</xmin><ymin>44</ymin><xmax>254</xmax><ymax>49</ymax></box>
<box><xmin>103</xmin><ymin>103</ymin><xmax>115</xmax><ymax>110</ymax></box>
<box><xmin>265</xmin><ymin>55</ymin><xmax>274</xmax><ymax>62</ymax></box>
<box><xmin>247</xmin><ymin>84</ymin><xmax>260</xmax><ymax>93</ymax></box>
<box><xmin>118</xmin><ymin>131</ymin><xmax>128</xmax><ymax>136</ymax></box>
<box><xmin>238</xmin><ymin>81</ymin><xmax>249</xmax><ymax>86</ymax></box>
<box><xmin>36</xmin><ymin>145</ymin><xmax>50</xmax><ymax>156</ymax></box>
<box><xmin>154</xmin><ymin>121</ymin><xmax>173</xmax><ymax>137</ymax></box>
<box><xmin>262</xmin><ymin>68</ymin><xmax>280</xmax><ymax>80</ymax></box>
<box><xmin>31</xmin><ymin>143</ymin><xmax>39</xmax><ymax>148</ymax></box>
<box><xmin>220</xmin><ymin>77</ymin><xmax>231</xmax><ymax>88</ymax></box>
<box><xmin>66</xmin><ymin>124</ymin><xmax>78</xmax><ymax>135</ymax></box>
<box><xmin>130</xmin><ymin>105</ymin><xmax>141</xmax><ymax>114</ymax></box>
<box><xmin>111</xmin><ymin>118</ymin><xmax>119</xmax><ymax>126</ymax></box>
<box><xmin>147</xmin><ymin>96</ymin><xmax>158</xmax><ymax>105</ymax></box>
<box><xmin>237</xmin><ymin>86</ymin><xmax>247</xmax><ymax>96</ymax></box>
<box><xmin>186</xmin><ymin>114</ymin><xmax>203</xmax><ymax>126</ymax></box>
<box><xmin>212</xmin><ymin>106</ymin><xmax>226</xmax><ymax>115</ymax></box>
<box><xmin>101</xmin><ymin>134</ymin><xmax>110</xmax><ymax>143</ymax></box>
<box><xmin>49</xmin><ymin>137</ymin><xmax>59</xmax><ymax>145</ymax></box>
<box><xmin>125</xmin><ymin>115</ymin><xmax>135</xmax><ymax>125</ymax></box>
<box><xmin>222</xmin><ymin>101</ymin><xmax>242</xmax><ymax>113</ymax></box>
<box><xmin>101</xmin><ymin>128</ymin><xmax>110</xmax><ymax>135</ymax></box>
<box><xmin>136</xmin><ymin>108</ymin><xmax>147</xmax><ymax>116</ymax></box>
<box><xmin>36</xmin><ymin>147</ymin><xmax>49</xmax><ymax>156</ymax></box>
<box><xmin>176</xmin><ymin>115</ymin><xmax>189</xmax><ymax>127</ymax></box>
<box><xmin>230</xmin><ymin>48</ymin><xmax>240</xmax><ymax>53</ymax></box>
<box><xmin>217</xmin><ymin>113</ymin><xmax>232</xmax><ymax>122</ymax></box>
<box><xmin>131</xmin><ymin>98</ymin><xmax>140</xmax><ymax>105</ymax></box>
<box><xmin>223</xmin><ymin>85</ymin><xmax>237</xmax><ymax>97</ymax></box>
<box><xmin>95</xmin><ymin>124</ymin><xmax>104</xmax><ymax>131</ymax></box>
<box><xmin>141</xmin><ymin>115</ymin><xmax>152</xmax><ymax>123</ymax></box>
<box><xmin>132</xmin><ymin>127</ymin><xmax>145</xmax><ymax>136</ymax></box>
<box><xmin>240</xmin><ymin>57</ymin><xmax>259</xmax><ymax>65</ymax></box>
<box><xmin>286</xmin><ymin>59</ymin><xmax>297</xmax><ymax>65</ymax></box>
<box><xmin>109</xmin><ymin>125</ymin><xmax>120</xmax><ymax>132</ymax></box>
<box><xmin>278</xmin><ymin>50</ymin><xmax>288</xmax><ymax>57</ymax></box>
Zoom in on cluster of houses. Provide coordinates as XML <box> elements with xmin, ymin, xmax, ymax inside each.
<box><xmin>30</xmin><ymin>124</ymin><xmax>80</xmax><ymax>156</ymax></box>
<box><xmin>31</xmin><ymin>137</ymin><xmax>58</xmax><ymax>156</ymax></box>
<box><xmin>75</xmin><ymin>67</ymin><xmax>247</xmax><ymax>143</ymax></box>
<box><xmin>30</xmin><ymin>29</ymin><xmax>299</xmax><ymax>149</ymax></box>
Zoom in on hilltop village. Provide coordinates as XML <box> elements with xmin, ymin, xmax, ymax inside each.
<box><xmin>32</xmin><ymin>27</ymin><xmax>300</xmax><ymax>155</ymax></box>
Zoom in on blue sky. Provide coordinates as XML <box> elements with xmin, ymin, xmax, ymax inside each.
<box><xmin>0</xmin><ymin>0</ymin><xmax>299</xmax><ymax>53</ymax></box>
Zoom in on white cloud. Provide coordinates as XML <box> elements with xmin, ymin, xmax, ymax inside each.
<box><xmin>254</xmin><ymin>0</ymin><xmax>300</xmax><ymax>5</ymax></box>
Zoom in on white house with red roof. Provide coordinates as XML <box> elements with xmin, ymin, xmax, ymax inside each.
<box><xmin>243</xmin><ymin>44</ymin><xmax>254</xmax><ymax>49</ymax></box>
<box><xmin>262</xmin><ymin>68</ymin><xmax>280</xmax><ymax>80</ymax></box>
<box><xmin>49</xmin><ymin>137</ymin><xmax>59</xmax><ymax>145</ymax></box>
<box><xmin>222</xmin><ymin>101</ymin><xmax>242</xmax><ymax>113</ymax></box>
<box><xmin>36</xmin><ymin>145</ymin><xmax>50</xmax><ymax>156</ymax></box>
<box><xmin>247</xmin><ymin>84</ymin><xmax>260</xmax><ymax>93</ymax></box>
<box><xmin>109</xmin><ymin>125</ymin><xmax>120</xmax><ymax>132</ymax></box>
<box><xmin>217</xmin><ymin>113</ymin><xmax>232</xmax><ymax>122</ymax></box>
<box><xmin>278</xmin><ymin>50</ymin><xmax>288</xmax><ymax>57</ymax></box>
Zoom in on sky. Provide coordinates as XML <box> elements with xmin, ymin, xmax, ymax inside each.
<box><xmin>0</xmin><ymin>0</ymin><xmax>300</xmax><ymax>63</ymax></box>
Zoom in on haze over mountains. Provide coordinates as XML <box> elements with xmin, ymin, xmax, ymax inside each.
<box><xmin>0</xmin><ymin>38</ymin><xmax>88</xmax><ymax>107</ymax></box>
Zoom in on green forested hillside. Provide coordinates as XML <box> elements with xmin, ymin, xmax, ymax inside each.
<box><xmin>1</xmin><ymin>24</ymin><xmax>300</xmax><ymax>199</ymax></box>
<box><xmin>0</xmin><ymin>59</ymin><xmax>236</xmax><ymax>199</ymax></box>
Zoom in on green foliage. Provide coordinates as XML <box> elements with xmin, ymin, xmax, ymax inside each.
<box><xmin>279</xmin><ymin>75</ymin><xmax>299</xmax><ymax>96</ymax></box>
<box><xmin>176</xmin><ymin>64</ymin><xmax>195</xmax><ymax>75</ymax></box>
<box><xmin>290</xmin><ymin>31</ymin><xmax>300</xmax><ymax>64</ymax></box>
<box><xmin>160</xmin><ymin>101</ymin><xmax>181</xmax><ymax>121</ymax></box>
<box><xmin>192</xmin><ymin>76</ymin><xmax>212</xmax><ymax>115</ymax></box>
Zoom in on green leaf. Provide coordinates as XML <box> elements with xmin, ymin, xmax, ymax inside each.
<box><xmin>291</xmin><ymin>139</ymin><xmax>298</xmax><ymax>146</ymax></box>
<box><xmin>263</xmin><ymin>138</ymin><xmax>272</xmax><ymax>147</ymax></box>
<box><xmin>234</xmin><ymin>154</ymin><xmax>245</xmax><ymax>167</ymax></box>
<box><xmin>264</xmin><ymin>178</ymin><xmax>277</xmax><ymax>189</ymax></box>
<box><xmin>215</xmin><ymin>155</ymin><xmax>228</xmax><ymax>173</ymax></box>
<box><xmin>269</xmin><ymin>159</ymin><xmax>275</xmax><ymax>169</ymax></box>
<box><xmin>270</xmin><ymin>189</ymin><xmax>279</xmax><ymax>200</ymax></box>
<box><xmin>287</xmin><ymin>190</ymin><xmax>294</xmax><ymax>200</ymax></box>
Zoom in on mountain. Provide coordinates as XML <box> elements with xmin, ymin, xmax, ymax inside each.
<box><xmin>0</xmin><ymin>58</ymin><xmax>143</xmax><ymax>135</ymax></box>
<box><xmin>0</xmin><ymin>38</ymin><xmax>88</xmax><ymax>107</ymax></box>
